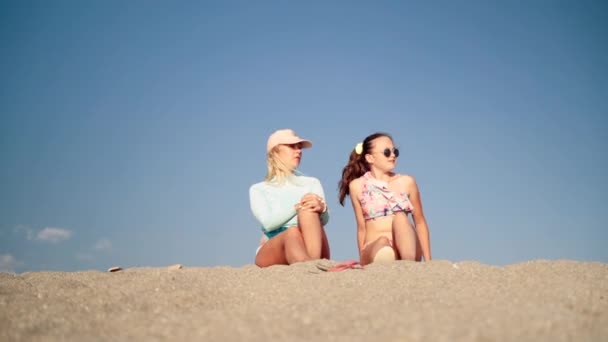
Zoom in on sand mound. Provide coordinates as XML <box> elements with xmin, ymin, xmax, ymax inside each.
<box><xmin>1</xmin><ymin>260</ymin><xmax>606</xmax><ymax>341</ymax></box>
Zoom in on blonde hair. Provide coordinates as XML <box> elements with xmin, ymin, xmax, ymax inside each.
<box><xmin>265</xmin><ymin>145</ymin><xmax>295</xmax><ymax>184</ymax></box>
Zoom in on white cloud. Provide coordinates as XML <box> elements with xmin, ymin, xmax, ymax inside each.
<box><xmin>93</xmin><ymin>238</ymin><xmax>112</xmax><ymax>251</ymax></box>
<box><xmin>14</xmin><ymin>225</ymin><xmax>73</xmax><ymax>243</ymax></box>
<box><xmin>13</xmin><ymin>225</ymin><xmax>35</xmax><ymax>240</ymax></box>
<box><xmin>0</xmin><ymin>254</ymin><xmax>19</xmax><ymax>273</ymax></box>
<box><xmin>36</xmin><ymin>227</ymin><xmax>72</xmax><ymax>243</ymax></box>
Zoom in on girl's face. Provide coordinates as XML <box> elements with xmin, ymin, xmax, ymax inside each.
<box><xmin>365</xmin><ymin>136</ymin><xmax>399</xmax><ymax>172</ymax></box>
<box><xmin>277</xmin><ymin>142</ymin><xmax>303</xmax><ymax>170</ymax></box>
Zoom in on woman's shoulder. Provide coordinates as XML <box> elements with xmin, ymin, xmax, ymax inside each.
<box><xmin>297</xmin><ymin>174</ymin><xmax>318</xmax><ymax>181</ymax></box>
<box><xmin>295</xmin><ymin>175</ymin><xmax>322</xmax><ymax>185</ymax></box>
<box><xmin>250</xmin><ymin>180</ymin><xmax>273</xmax><ymax>192</ymax></box>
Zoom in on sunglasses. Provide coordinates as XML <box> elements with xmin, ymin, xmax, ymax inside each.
<box><xmin>380</xmin><ymin>148</ymin><xmax>399</xmax><ymax>158</ymax></box>
<box><xmin>284</xmin><ymin>143</ymin><xmax>303</xmax><ymax>149</ymax></box>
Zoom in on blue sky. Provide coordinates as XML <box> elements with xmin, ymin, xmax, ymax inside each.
<box><xmin>1</xmin><ymin>1</ymin><xmax>606</xmax><ymax>273</ymax></box>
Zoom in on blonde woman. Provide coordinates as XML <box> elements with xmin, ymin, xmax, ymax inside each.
<box><xmin>338</xmin><ymin>132</ymin><xmax>431</xmax><ymax>265</ymax></box>
<box><xmin>250</xmin><ymin>129</ymin><xmax>330</xmax><ymax>267</ymax></box>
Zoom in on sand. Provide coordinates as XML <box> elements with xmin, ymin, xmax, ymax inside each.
<box><xmin>1</xmin><ymin>259</ymin><xmax>606</xmax><ymax>341</ymax></box>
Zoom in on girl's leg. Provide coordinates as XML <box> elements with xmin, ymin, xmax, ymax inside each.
<box><xmin>415</xmin><ymin>236</ymin><xmax>423</xmax><ymax>261</ymax></box>
<box><xmin>297</xmin><ymin>209</ymin><xmax>324</xmax><ymax>259</ymax></box>
<box><xmin>392</xmin><ymin>211</ymin><xmax>418</xmax><ymax>261</ymax></box>
<box><xmin>255</xmin><ymin>227</ymin><xmax>311</xmax><ymax>267</ymax></box>
<box><xmin>360</xmin><ymin>236</ymin><xmax>395</xmax><ymax>266</ymax></box>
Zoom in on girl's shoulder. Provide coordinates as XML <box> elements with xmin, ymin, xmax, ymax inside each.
<box><xmin>391</xmin><ymin>173</ymin><xmax>416</xmax><ymax>188</ymax></box>
<box><xmin>348</xmin><ymin>176</ymin><xmax>363</xmax><ymax>191</ymax></box>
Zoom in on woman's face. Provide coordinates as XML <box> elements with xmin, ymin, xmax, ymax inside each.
<box><xmin>277</xmin><ymin>142</ymin><xmax>303</xmax><ymax>170</ymax></box>
<box><xmin>366</xmin><ymin>136</ymin><xmax>399</xmax><ymax>172</ymax></box>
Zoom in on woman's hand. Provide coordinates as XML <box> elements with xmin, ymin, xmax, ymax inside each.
<box><xmin>295</xmin><ymin>193</ymin><xmax>326</xmax><ymax>213</ymax></box>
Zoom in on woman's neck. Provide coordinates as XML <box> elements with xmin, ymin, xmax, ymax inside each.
<box><xmin>266</xmin><ymin>170</ymin><xmax>295</xmax><ymax>183</ymax></box>
<box><xmin>369</xmin><ymin>168</ymin><xmax>392</xmax><ymax>183</ymax></box>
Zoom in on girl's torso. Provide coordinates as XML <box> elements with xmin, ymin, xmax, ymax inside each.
<box><xmin>357</xmin><ymin>171</ymin><xmax>414</xmax><ymax>243</ymax></box>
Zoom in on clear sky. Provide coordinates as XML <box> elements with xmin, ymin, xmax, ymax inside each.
<box><xmin>1</xmin><ymin>1</ymin><xmax>607</xmax><ymax>273</ymax></box>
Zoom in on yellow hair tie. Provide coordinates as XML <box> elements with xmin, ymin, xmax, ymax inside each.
<box><xmin>355</xmin><ymin>142</ymin><xmax>363</xmax><ymax>155</ymax></box>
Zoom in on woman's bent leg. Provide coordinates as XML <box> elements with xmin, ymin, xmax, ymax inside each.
<box><xmin>297</xmin><ymin>210</ymin><xmax>324</xmax><ymax>259</ymax></box>
<box><xmin>320</xmin><ymin>227</ymin><xmax>330</xmax><ymax>260</ymax></box>
<box><xmin>392</xmin><ymin>212</ymin><xmax>418</xmax><ymax>261</ymax></box>
<box><xmin>255</xmin><ymin>227</ymin><xmax>310</xmax><ymax>267</ymax></box>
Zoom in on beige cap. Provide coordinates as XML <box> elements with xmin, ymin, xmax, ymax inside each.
<box><xmin>266</xmin><ymin>129</ymin><xmax>312</xmax><ymax>153</ymax></box>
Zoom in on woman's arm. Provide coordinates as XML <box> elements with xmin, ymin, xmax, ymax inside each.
<box><xmin>249</xmin><ymin>184</ymin><xmax>297</xmax><ymax>232</ymax></box>
<box><xmin>406</xmin><ymin>176</ymin><xmax>432</xmax><ymax>261</ymax></box>
<box><xmin>309</xmin><ymin>178</ymin><xmax>330</xmax><ymax>225</ymax></box>
<box><xmin>349</xmin><ymin>180</ymin><xmax>366</xmax><ymax>261</ymax></box>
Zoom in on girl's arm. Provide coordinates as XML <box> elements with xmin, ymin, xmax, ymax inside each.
<box><xmin>349</xmin><ymin>179</ymin><xmax>366</xmax><ymax>261</ymax></box>
<box><xmin>406</xmin><ymin>176</ymin><xmax>432</xmax><ymax>261</ymax></box>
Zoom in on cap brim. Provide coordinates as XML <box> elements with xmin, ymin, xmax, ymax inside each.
<box><xmin>299</xmin><ymin>140</ymin><xmax>313</xmax><ymax>149</ymax></box>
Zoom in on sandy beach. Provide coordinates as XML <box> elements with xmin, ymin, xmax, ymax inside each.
<box><xmin>1</xmin><ymin>259</ymin><xmax>606</xmax><ymax>341</ymax></box>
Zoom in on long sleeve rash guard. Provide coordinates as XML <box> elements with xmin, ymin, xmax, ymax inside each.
<box><xmin>249</xmin><ymin>175</ymin><xmax>330</xmax><ymax>234</ymax></box>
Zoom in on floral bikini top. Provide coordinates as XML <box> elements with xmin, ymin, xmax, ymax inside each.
<box><xmin>359</xmin><ymin>172</ymin><xmax>414</xmax><ymax>221</ymax></box>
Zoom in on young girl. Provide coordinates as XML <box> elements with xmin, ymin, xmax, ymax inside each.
<box><xmin>338</xmin><ymin>132</ymin><xmax>431</xmax><ymax>265</ymax></box>
<box><xmin>250</xmin><ymin>129</ymin><xmax>330</xmax><ymax>267</ymax></box>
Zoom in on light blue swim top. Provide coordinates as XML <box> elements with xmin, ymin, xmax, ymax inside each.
<box><xmin>249</xmin><ymin>174</ymin><xmax>330</xmax><ymax>238</ymax></box>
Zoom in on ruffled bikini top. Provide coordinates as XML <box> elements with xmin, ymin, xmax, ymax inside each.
<box><xmin>359</xmin><ymin>172</ymin><xmax>414</xmax><ymax>221</ymax></box>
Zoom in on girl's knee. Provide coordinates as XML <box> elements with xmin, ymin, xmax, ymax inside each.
<box><xmin>373</xmin><ymin>245</ymin><xmax>396</xmax><ymax>263</ymax></box>
<box><xmin>376</xmin><ymin>236</ymin><xmax>392</xmax><ymax>247</ymax></box>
